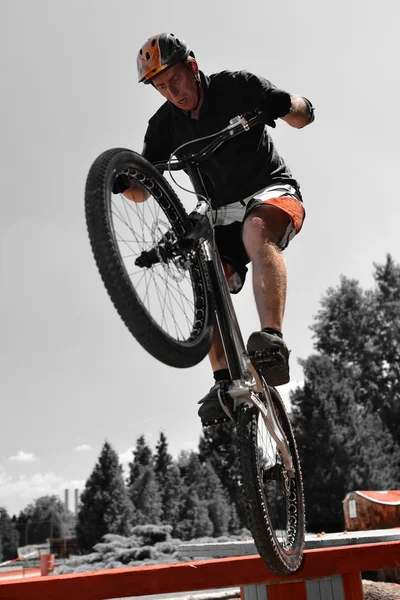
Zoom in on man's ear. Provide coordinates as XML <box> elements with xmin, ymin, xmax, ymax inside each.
<box><xmin>187</xmin><ymin>57</ymin><xmax>199</xmax><ymax>78</ymax></box>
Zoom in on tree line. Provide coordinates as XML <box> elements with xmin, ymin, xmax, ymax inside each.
<box><xmin>290</xmin><ymin>254</ymin><xmax>400</xmax><ymax>531</ymax></box>
<box><xmin>1</xmin><ymin>254</ymin><xmax>399</xmax><ymax>560</ymax></box>
<box><xmin>0</xmin><ymin>432</ymin><xmax>242</xmax><ymax>559</ymax></box>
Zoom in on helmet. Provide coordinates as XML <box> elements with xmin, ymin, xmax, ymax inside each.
<box><xmin>137</xmin><ymin>32</ymin><xmax>194</xmax><ymax>84</ymax></box>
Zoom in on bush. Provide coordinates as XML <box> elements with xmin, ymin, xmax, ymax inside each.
<box><xmin>130</xmin><ymin>524</ymin><xmax>172</xmax><ymax>545</ymax></box>
<box><xmin>55</xmin><ymin>530</ymin><xmax>254</xmax><ymax>575</ymax></box>
<box><xmin>101</xmin><ymin>534</ymin><xmax>134</xmax><ymax>548</ymax></box>
<box><xmin>233</xmin><ymin>528</ymin><xmax>252</xmax><ymax>539</ymax></box>
<box><xmin>92</xmin><ymin>542</ymin><xmax>116</xmax><ymax>554</ymax></box>
<box><xmin>61</xmin><ymin>553</ymin><xmax>102</xmax><ymax>568</ymax></box>
<box><xmin>84</xmin><ymin>552</ymin><xmax>104</xmax><ymax>564</ymax></box>
<box><xmin>102</xmin><ymin>534</ymin><xmax>130</xmax><ymax>544</ymax></box>
<box><xmin>104</xmin><ymin>560</ymin><xmax>124</xmax><ymax>569</ymax></box>
<box><xmin>110</xmin><ymin>545</ymin><xmax>158</xmax><ymax>563</ymax></box>
<box><xmin>72</xmin><ymin>563</ymin><xmax>107</xmax><ymax>573</ymax></box>
<box><xmin>174</xmin><ymin>520</ymin><xmax>192</xmax><ymax>540</ymax></box>
<box><xmin>154</xmin><ymin>541</ymin><xmax>178</xmax><ymax>554</ymax></box>
<box><xmin>133</xmin><ymin>546</ymin><xmax>157</xmax><ymax>561</ymax></box>
<box><xmin>153</xmin><ymin>553</ymin><xmax>179</xmax><ymax>564</ymax></box>
<box><xmin>124</xmin><ymin>535</ymin><xmax>142</xmax><ymax>547</ymax></box>
<box><xmin>115</xmin><ymin>547</ymin><xmax>141</xmax><ymax>564</ymax></box>
<box><xmin>53</xmin><ymin>565</ymin><xmax>75</xmax><ymax>575</ymax></box>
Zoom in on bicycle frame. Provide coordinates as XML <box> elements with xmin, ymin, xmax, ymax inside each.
<box><xmin>185</xmin><ymin>163</ymin><xmax>295</xmax><ymax>477</ymax></box>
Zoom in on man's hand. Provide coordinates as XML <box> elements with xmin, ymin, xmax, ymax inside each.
<box><xmin>112</xmin><ymin>174</ymin><xmax>150</xmax><ymax>203</ymax></box>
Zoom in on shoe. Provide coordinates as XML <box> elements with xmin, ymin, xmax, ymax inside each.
<box><xmin>197</xmin><ymin>380</ymin><xmax>233</xmax><ymax>426</ymax></box>
<box><xmin>247</xmin><ymin>331</ymin><xmax>290</xmax><ymax>386</ymax></box>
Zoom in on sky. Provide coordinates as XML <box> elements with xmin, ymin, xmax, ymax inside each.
<box><xmin>0</xmin><ymin>0</ymin><xmax>399</xmax><ymax>517</ymax></box>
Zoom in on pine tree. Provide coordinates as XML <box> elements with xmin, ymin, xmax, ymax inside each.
<box><xmin>154</xmin><ymin>431</ymin><xmax>182</xmax><ymax>526</ymax></box>
<box><xmin>202</xmin><ymin>462</ymin><xmax>231</xmax><ymax>536</ymax></box>
<box><xmin>126</xmin><ymin>435</ymin><xmax>153</xmax><ymax>487</ymax></box>
<box><xmin>154</xmin><ymin>431</ymin><xmax>172</xmax><ymax>489</ymax></box>
<box><xmin>175</xmin><ymin>488</ymin><xmax>213</xmax><ymax>539</ymax></box>
<box><xmin>126</xmin><ymin>435</ymin><xmax>163</xmax><ymax>525</ymax></box>
<box><xmin>177</xmin><ymin>451</ymin><xmax>202</xmax><ymax>487</ymax></box>
<box><xmin>198</xmin><ymin>425</ymin><xmax>246</xmax><ymax>526</ymax></box>
<box><xmin>129</xmin><ymin>466</ymin><xmax>163</xmax><ymax>525</ymax></box>
<box><xmin>346</xmin><ymin>405</ymin><xmax>400</xmax><ymax>491</ymax></box>
<box><xmin>310</xmin><ymin>255</ymin><xmax>400</xmax><ymax>440</ymax></box>
<box><xmin>76</xmin><ymin>441</ymin><xmax>133</xmax><ymax>552</ymax></box>
<box><xmin>291</xmin><ymin>355</ymin><xmax>351</xmax><ymax>531</ymax></box>
<box><xmin>295</xmin><ymin>254</ymin><xmax>400</xmax><ymax>533</ymax></box>
<box><xmin>161</xmin><ymin>463</ymin><xmax>184</xmax><ymax>528</ymax></box>
<box><xmin>372</xmin><ymin>255</ymin><xmax>400</xmax><ymax>440</ymax></box>
<box><xmin>177</xmin><ymin>451</ymin><xmax>231</xmax><ymax>536</ymax></box>
<box><xmin>291</xmin><ymin>353</ymin><xmax>400</xmax><ymax>532</ymax></box>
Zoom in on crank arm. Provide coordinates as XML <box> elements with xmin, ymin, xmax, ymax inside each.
<box><xmin>248</xmin><ymin>391</ymin><xmax>295</xmax><ymax>478</ymax></box>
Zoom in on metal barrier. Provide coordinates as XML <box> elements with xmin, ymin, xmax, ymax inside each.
<box><xmin>0</xmin><ymin>531</ymin><xmax>399</xmax><ymax>599</ymax></box>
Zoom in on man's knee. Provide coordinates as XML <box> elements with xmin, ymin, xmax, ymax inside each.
<box><xmin>243</xmin><ymin>205</ymin><xmax>291</xmax><ymax>248</ymax></box>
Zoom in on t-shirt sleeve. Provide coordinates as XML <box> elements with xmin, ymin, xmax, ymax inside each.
<box><xmin>229</xmin><ymin>70</ymin><xmax>290</xmax><ymax>112</ymax></box>
<box><xmin>142</xmin><ymin>115</ymin><xmax>173</xmax><ymax>164</ymax></box>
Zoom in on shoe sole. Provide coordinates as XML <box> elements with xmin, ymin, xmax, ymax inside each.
<box><xmin>201</xmin><ymin>416</ymin><xmax>230</xmax><ymax>427</ymax></box>
<box><xmin>249</xmin><ymin>349</ymin><xmax>290</xmax><ymax>387</ymax></box>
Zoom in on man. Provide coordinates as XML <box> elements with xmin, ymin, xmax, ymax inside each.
<box><xmin>116</xmin><ymin>32</ymin><xmax>315</xmax><ymax>426</ymax></box>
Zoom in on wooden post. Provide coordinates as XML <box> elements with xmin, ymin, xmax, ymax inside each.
<box><xmin>342</xmin><ymin>572</ymin><xmax>364</xmax><ymax>600</ymax></box>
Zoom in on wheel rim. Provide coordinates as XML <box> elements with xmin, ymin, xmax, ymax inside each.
<box><xmin>255</xmin><ymin>409</ymin><xmax>299</xmax><ymax>553</ymax></box>
<box><xmin>108</xmin><ymin>170</ymin><xmax>207</xmax><ymax>344</ymax></box>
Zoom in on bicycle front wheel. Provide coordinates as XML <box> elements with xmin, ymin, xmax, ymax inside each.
<box><xmin>237</xmin><ymin>385</ymin><xmax>305</xmax><ymax>574</ymax></box>
<box><xmin>85</xmin><ymin>148</ymin><xmax>215</xmax><ymax>368</ymax></box>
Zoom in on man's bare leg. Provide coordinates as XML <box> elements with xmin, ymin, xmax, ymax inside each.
<box><xmin>198</xmin><ymin>209</ymin><xmax>292</xmax><ymax>422</ymax></box>
<box><xmin>242</xmin><ymin>204</ymin><xmax>292</xmax><ymax>386</ymax></box>
<box><xmin>242</xmin><ymin>204</ymin><xmax>290</xmax><ymax>330</ymax></box>
<box><xmin>207</xmin><ymin>263</ymin><xmax>236</xmax><ymax>372</ymax></box>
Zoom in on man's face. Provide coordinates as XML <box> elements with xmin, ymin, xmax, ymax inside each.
<box><xmin>152</xmin><ymin>62</ymin><xmax>199</xmax><ymax>111</ymax></box>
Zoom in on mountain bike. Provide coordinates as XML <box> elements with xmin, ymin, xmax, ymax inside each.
<box><xmin>84</xmin><ymin>109</ymin><xmax>305</xmax><ymax>574</ymax></box>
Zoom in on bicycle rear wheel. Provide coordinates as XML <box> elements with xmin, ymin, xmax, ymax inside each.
<box><xmin>85</xmin><ymin>148</ymin><xmax>215</xmax><ymax>368</ymax></box>
<box><xmin>237</xmin><ymin>385</ymin><xmax>305</xmax><ymax>574</ymax></box>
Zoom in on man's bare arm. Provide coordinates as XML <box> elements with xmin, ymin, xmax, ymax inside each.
<box><xmin>281</xmin><ymin>95</ymin><xmax>315</xmax><ymax>129</ymax></box>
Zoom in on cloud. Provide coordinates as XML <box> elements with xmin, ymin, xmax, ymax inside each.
<box><xmin>118</xmin><ymin>447</ymin><xmax>135</xmax><ymax>477</ymax></box>
<box><xmin>74</xmin><ymin>444</ymin><xmax>91</xmax><ymax>451</ymax></box>
<box><xmin>9</xmin><ymin>450</ymin><xmax>37</xmax><ymax>462</ymax></box>
<box><xmin>0</xmin><ymin>466</ymin><xmax>85</xmax><ymax>511</ymax></box>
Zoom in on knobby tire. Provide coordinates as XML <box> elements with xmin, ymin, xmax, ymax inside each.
<box><xmin>85</xmin><ymin>148</ymin><xmax>215</xmax><ymax>368</ymax></box>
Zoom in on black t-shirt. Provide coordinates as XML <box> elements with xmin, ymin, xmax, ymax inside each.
<box><xmin>142</xmin><ymin>70</ymin><xmax>300</xmax><ymax>208</ymax></box>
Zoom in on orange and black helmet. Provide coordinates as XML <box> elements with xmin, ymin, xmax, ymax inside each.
<box><xmin>137</xmin><ymin>32</ymin><xmax>194</xmax><ymax>84</ymax></box>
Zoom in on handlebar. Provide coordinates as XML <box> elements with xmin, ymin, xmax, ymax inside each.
<box><xmin>153</xmin><ymin>109</ymin><xmax>272</xmax><ymax>172</ymax></box>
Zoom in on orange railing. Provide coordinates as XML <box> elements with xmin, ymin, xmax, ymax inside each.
<box><xmin>0</xmin><ymin>540</ymin><xmax>399</xmax><ymax>600</ymax></box>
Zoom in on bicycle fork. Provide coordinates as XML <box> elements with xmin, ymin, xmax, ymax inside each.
<box><xmin>201</xmin><ymin>237</ymin><xmax>295</xmax><ymax>478</ymax></box>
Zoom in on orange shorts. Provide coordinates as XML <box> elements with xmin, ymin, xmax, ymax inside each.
<box><xmin>212</xmin><ymin>184</ymin><xmax>305</xmax><ymax>292</ymax></box>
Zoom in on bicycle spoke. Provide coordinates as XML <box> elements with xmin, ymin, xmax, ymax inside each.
<box><xmin>153</xmin><ymin>276</ymin><xmax>190</xmax><ymax>339</ymax></box>
<box><xmin>105</xmin><ymin>163</ymin><xmax>208</xmax><ymax>346</ymax></box>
